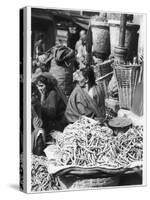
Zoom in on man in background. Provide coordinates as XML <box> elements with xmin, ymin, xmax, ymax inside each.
<box><xmin>75</xmin><ymin>30</ymin><xmax>86</xmax><ymax>54</ymax></box>
<box><xmin>75</xmin><ymin>30</ymin><xmax>87</xmax><ymax>68</ymax></box>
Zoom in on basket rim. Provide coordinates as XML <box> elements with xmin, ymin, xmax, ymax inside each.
<box><xmin>114</xmin><ymin>64</ymin><xmax>141</xmax><ymax>69</ymax></box>
<box><xmin>94</xmin><ymin>59</ymin><xmax>114</xmax><ymax>66</ymax></box>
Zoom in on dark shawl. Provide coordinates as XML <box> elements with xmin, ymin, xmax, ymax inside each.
<box><xmin>40</xmin><ymin>89</ymin><xmax>67</xmax><ymax>133</ymax></box>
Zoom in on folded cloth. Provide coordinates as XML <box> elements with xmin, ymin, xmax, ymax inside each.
<box><xmin>54</xmin><ymin>45</ymin><xmax>75</xmax><ymax>65</ymax></box>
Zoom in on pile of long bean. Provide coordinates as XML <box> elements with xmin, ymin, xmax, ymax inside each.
<box><xmin>115</xmin><ymin>126</ymin><xmax>143</xmax><ymax>164</ymax></box>
<box><xmin>53</xmin><ymin>117</ymin><xmax>143</xmax><ymax>169</ymax></box>
<box><xmin>31</xmin><ymin>155</ymin><xmax>60</xmax><ymax>191</ymax></box>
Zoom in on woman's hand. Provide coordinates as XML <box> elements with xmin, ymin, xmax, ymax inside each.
<box><xmin>38</xmin><ymin>86</ymin><xmax>46</xmax><ymax>103</ymax></box>
<box><xmin>40</xmin><ymin>91</ymin><xmax>46</xmax><ymax>103</ymax></box>
<box><xmin>39</xmin><ymin>87</ymin><xmax>46</xmax><ymax>96</ymax></box>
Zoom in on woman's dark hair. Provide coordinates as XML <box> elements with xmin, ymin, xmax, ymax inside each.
<box><xmin>35</xmin><ymin>75</ymin><xmax>54</xmax><ymax>92</ymax></box>
<box><xmin>80</xmin><ymin>67</ymin><xmax>96</xmax><ymax>87</ymax></box>
<box><xmin>32</xmin><ymin>82</ymin><xmax>38</xmax><ymax>93</ymax></box>
<box><xmin>31</xmin><ymin>82</ymin><xmax>41</xmax><ymax>101</ymax></box>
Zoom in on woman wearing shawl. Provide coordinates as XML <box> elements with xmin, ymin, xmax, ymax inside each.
<box><xmin>65</xmin><ymin>67</ymin><xmax>106</xmax><ymax>123</ymax></box>
<box><xmin>34</xmin><ymin>73</ymin><xmax>67</xmax><ymax>140</ymax></box>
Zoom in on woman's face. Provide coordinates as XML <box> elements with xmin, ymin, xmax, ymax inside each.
<box><xmin>36</xmin><ymin>81</ymin><xmax>46</xmax><ymax>95</ymax></box>
<box><xmin>77</xmin><ymin>71</ymin><xmax>87</xmax><ymax>87</ymax></box>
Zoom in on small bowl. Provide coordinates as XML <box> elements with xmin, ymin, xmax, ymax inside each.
<box><xmin>108</xmin><ymin>117</ymin><xmax>132</xmax><ymax>136</ymax></box>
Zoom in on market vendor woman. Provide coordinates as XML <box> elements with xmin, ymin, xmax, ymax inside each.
<box><xmin>65</xmin><ymin>67</ymin><xmax>106</xmax><ymax>123</ymax></box>
<box><xmin>35</xmin><ymin>74</ymin><xmax>67</xmax><ymax>139</ymax></box>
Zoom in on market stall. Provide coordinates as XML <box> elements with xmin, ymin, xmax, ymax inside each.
<box><xmin>30</xmin><ymin>10</ymin><xmax>144</xmax><ymax>192</ymax></box>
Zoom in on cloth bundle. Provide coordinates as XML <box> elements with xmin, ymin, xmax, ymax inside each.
<box><xmin>52</xmin><ymin>45</ymin><xmax>75</xmax><ymax>66</ymax></box>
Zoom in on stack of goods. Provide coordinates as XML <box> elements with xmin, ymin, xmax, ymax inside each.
<box><xmin>46</xmin><ymin>116</ymin><xmax>143</xmax><ymax>169</ymax></box>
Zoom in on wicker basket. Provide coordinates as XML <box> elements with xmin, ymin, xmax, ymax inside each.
<box><xmin>93</xmin><ymin>60</ymin><xmax>113</xmax><ymax>97</ymax></box>
<box><xmin>91</xmin><ymin>20</ymin><xmax>110</xmax><ymax>60</ymax></box>
<box><xmin>115</xmin><ymin>64</ymin><xmax>141</xmax><ymax>110</ymax></box>
<box><xmin>70</xmin><ymin>176</ymin><xmax>120</xmax><ymax>189</ymax></box>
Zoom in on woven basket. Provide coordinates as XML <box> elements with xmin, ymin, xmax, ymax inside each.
<box><xmin>94</xmin><ymin>60</ymin><xmax>113</xmax><ymax>78</ymax></box>
<box><xmin>93</xmin><ymin>60</ymin><xmax>113</xmax><ymax>97</ymax></box>
<box><xmin>91</xmin><ymin>20</ymin><xmax>110</xmax><ymax>60</ymax></box>
<box><xmin>115</xmin><ymin>64</ymin><xmax>141</xmax><ymax>110</ymax></box>
<box><xmin>70</xmin><ymin>176</ymin><xmax>120</xmax><ymax>189</ymax></box>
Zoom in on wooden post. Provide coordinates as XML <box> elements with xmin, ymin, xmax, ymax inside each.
<box><xmin>114</xmin><ymin>14</ymin><xmax>128</xmax><ymax>64</ymax></box>
<box><xmin>119</xmin><ymin>14</ymin><xmax>127</xmax><ymax>47</ymax></box>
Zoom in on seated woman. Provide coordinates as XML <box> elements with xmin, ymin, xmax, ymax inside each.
<box><xmin>65</xmin><ymin>67</ymin><xmax>106</xmax><ymax>123</ymax></box>
<box><xmin>34</xmin><ymin>74</ymin><xmax>67</xmax><ymax>140</ymax></box>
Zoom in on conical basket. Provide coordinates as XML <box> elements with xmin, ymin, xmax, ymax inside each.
<box><xmin>114</xmin><ymin>64</ymin><xmax>142</xmax><ymax>110</ymax></box>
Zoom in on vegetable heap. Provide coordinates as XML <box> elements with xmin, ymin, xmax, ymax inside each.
<box><xmin>53</xmin><ymin>116</ymin><xmax>143</xmax><ymax>169</ymax></box>
<box><xmin>115</xmin><ymin>126</ymin><xmax>143</xmax><ymax>164</ymax></box>
<box><xmin>31</xmin><ymin>155</ymin><xmax>59</xmax><ymax>191</ymax></box>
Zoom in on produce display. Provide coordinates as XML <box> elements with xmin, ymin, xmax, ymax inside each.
<box><xmin>31</xmin><ymin>155</ymin><xmax>59</xmax><ymax>191</ymax></box>
<box><xmin>31</xmin><ymin>116</ymin><xmax>143</xmax><ymax>191</ymax></box>
<box><xmin>115</xmin><ymin>126</ymin><xmax>143</xmax><ymax>164</ymax></box>
<box><xmin>47</xmin><ymin>116</ymin><xmax>143</xmax><ymax>169</ymax></box>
